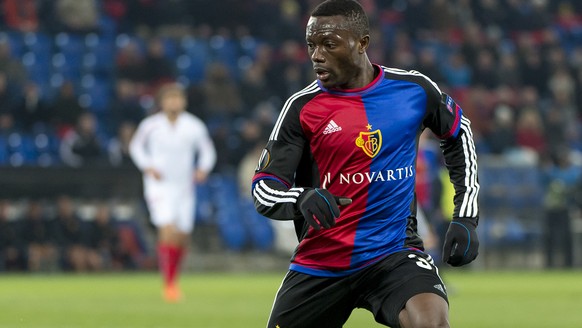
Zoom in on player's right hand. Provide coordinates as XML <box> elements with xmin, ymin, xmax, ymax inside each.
<box><xmin>145</xmin><ymin>168</ymin><xmax>162</xmax><ymax>181</ymax></box>
<box><xmin>297</xmin><ymin>188</ymin><xmax>351</xmax><ymax>230</ymax></box>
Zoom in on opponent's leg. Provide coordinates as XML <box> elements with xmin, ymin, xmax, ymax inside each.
<box><xmin>158</xmin><ymin>224</ymin><xmax>187</xmax><ymax>302</ymax></box>
<box><xmin>398</xmin><ymin>293</ymin><xmax>449</xmax><ymax>328</ymax></box>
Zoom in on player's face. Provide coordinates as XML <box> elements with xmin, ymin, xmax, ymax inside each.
<box><xmin>306</xmin><ymin>15</ymin><xmax>366</xmax><ymax>89</ymax></box>
<box><xmin>160</xmin><ymin>91</ymin><xmax>186</xmax><ymax>115</ymax></box>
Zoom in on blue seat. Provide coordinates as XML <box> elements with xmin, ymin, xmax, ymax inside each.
<box><xmin>55</xmin><ymin>33</ymin><xmax>85</xmax><ymax>59</ymax></box>
<box><xmin>210</xmin><ymin>36</ymin><xmax>240</xmax><ymax>79</ymax></box>
<box><xmin>179</xmin><ymin>37</ymin><xmax>210</xmax><ymax>83</ymax></box>
<box><xmin>23</xmin><ymin>32</ymin><xmax>52</xmax><ymax>54</ymax></box>
<box><xmin>22</xmin><ymin>52</ymin><xmax>51</xmax><ymax>85</ymax></box>
<box><xmin>2</xmin><ymin>31</ymin><xmax>24</xmax><ymax>58</ymax></box>
<box><xmin>51</xmin><ymin>52</ymin><xmax>82</xmax><ymax>81</ymax></box>
<box><xmin>83</xmin><ymin>78</ymin><xmax>111</xmax><ymax>113</ymax></box>
<box><xmin>240</xmin><ymin>198</ymin><xmax>274</xmax><ymax>251</ymax></box>
<box><xmin>161</xmin><ymin>37</ymin><xmax>179</xmax><ymax>61</ymax></box>
<box><xmin>7</xmin><ymin>133</ymin><xmax>37</xmax><ymax>166</ymax></box>
<box><xmin>209</xmin><ymin>175</ymin><xmax>247</xmax><ymax>251</ymax></box>
<box><xmin>0</xmin><ymin>135</ymin><xmax>8</xmax><ymax>165</ymax></box>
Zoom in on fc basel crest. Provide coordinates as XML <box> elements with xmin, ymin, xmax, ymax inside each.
<box><xmin>355</xmin><ymin>129</ymin><xmax>382</xmax><ymax>158</ymax></box>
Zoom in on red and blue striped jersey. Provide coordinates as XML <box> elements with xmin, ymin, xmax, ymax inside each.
<box><xmin>252</xmin><ymin>65</ymin><xmax>479</xmax><ymax>277</ymax></box>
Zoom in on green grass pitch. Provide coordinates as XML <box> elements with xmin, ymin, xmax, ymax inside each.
<box><xmin>1</xmin><ymin>270</ymin><xmax>581</xmax><ymax>327</ymax></box>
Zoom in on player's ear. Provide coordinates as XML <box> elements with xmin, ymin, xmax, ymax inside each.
<box><xmin>358</xmin><ymin>35</ymin><xmax>370</xmax><ymax>54</ymax></box>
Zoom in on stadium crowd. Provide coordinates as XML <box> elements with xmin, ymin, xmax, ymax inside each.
<box><xmin>1</xmin><ymin>0</ymin><xmax>582</xmax><ymax>271</ymax></box>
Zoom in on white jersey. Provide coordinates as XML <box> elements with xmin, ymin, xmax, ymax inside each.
<box><xmin>129</xmin><ymin>111</ymin><xmax>216</xmax><ymax>232</ymax></box>
<box><xmin>129</xmin><ymin>111</ymin><xmax>216</xmax><ymax>184</ymax></box>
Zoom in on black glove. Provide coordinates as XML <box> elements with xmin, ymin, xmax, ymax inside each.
<box><xmin>297</xmin><ymin>188</ymin><xmax>351</xmax><ymax>230</ymax></box>
<box><xmin>442</xmin><ymin>217</ymin><xmax>479</xmax><ymax>266</ymax></box>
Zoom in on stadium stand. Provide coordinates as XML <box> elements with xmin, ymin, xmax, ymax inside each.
<box><xmin>1</xmin><ymin>0</ymin><xmax>582</xmax><ymax>271</ymax></box>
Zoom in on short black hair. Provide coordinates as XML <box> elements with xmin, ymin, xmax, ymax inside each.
<box><xmin>311</xmin><ymin>0</ymin><xmax>369</xmax><ymax>37</ymax></box>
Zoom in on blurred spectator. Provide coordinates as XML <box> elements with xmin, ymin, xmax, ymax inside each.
<box><xmin>83</xmin><ymin>203</ymin><xmax>120</xmax><ymax>270</ymax></box>
<box><xmin>2</xmin><ymin>0</ymin><xmax>39</xmax><ymax>32</ymax></box>
<box><xmin>53</xmin><ymin>195</ymin><xmax>87</xmax><ymax>271</ymax></box>
<box><xmin>108</xmin><ymin>122</ymin><xmax>137</xmax><ymax>167</ymax></box>
<box><xmin>0</xmin><ymin>72</ymin><xmax>17</xmax><ymax>116</ymax></box>
<box><xmin>20</xmin><ymin>200</ymin><xmax>58</xmax><ymax>272</ymax></box>
<box><xmin>401</xmin><ymin>0</ymin><xmax>430</xmax><ymax>37</ymax></box>
<box><xmin>496</xmin><ymin>52</ymin><xmax>522</xmax><ymax>88</ymax></box>
<box><xmin>55</xmin><ymin>0</ymin><xmax>99</xmax><ymax>34</ymax></box>
<box><xmin>0</xmin><ymin>40</ymin><xmax>27</xmax><ymax>87</ymax></box>
<box><xmin>201</xmin><ymin>62</ymin><xmax>242</xmax><ymax>122</ymax></box>
<box><xmin>428</xmin><ymin>0</ymin><xmax>455</xmax><ymax>33</ymax></box>
<box><xmin>508</xmin><ymin>0</ymin><xmax>551</xmax><ymax>31</ymax></box>
<box><xmin>542</xmin><ymin>148</ymin><xmax>581</xmax><ymax>268</ymax></box>
<box><xmin>108</xmin><ymin>79</ymin><xmax>145</xmax><ymax>133</ymax></box>
<box><xmin>143</xmin><ymin>37</ymin><xmax>175</xmax><ymax>86</ymax></box>
<box><xmin>473</xmin><ymin>0</ymin><xmax>508</xmax><ymax>29</ymax></box>
<box><xmin>485</xmin><ymin>104</ymin><xmax>516</xmax><ymax>155</ymax></box>
<box><xmin>0</xmin><ymin>111</ymin><xmax>16</xmax><ymax>137</ymax></box>
<box><xmin>416</xmin><ymin>48</ymin><xmax>445</xmax><ymax>85</ymax></box>
<box><xmin>519</xmin><ymin>49</ymin><xmax>548</xmax><ymax>95</ymax></box>
<box><xmin>13</xmin><ymin>82</ymin><xmax>50</xmax><ymax>132</ymax></box>
<box><xmin>60</xmin><ymin>112</ymin><xmax>106</xmax><ymax>167</ymax></box>
<box><xmin>459</xmin><ymin>22</ymin><xmax>485</xmax><ymax>68</ymax></box>
<box><xmin>116</xmin><ymin>39</ymin><xmax>147</xmax><ymax>84</ymax></box>
<box><xmin>515</xmin><ymin>108</ymin><xmax>546</xmax><ymax>156</ymax></box>
<box><xmin>50</xmin><ymin>81</ymin><xmax>85</xmax><ymax>137</ymax></box>
<box><xmin>0</xmin><ymin>199</ymin><xmax>25</xmax><ymax>271</ymax></box>
<box><xmin>441</xmin><ymin>51</ymin><xmax>472</xmax><ymax>89</ymax></box>
<box><xmin>472</xmin><ymin>49</ymin><xmax>498</xmax><ymax>89</ymax></box>
<box><xmin>239</xmin><ymin>65</ymin><xmax>272</xmax><ymax>110</ymax></box>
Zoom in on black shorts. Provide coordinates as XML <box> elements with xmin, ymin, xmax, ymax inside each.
<box><xmin>267</xmin><ymin>250</ymin><xmax>448</xmax><ymax>328</ymax></box>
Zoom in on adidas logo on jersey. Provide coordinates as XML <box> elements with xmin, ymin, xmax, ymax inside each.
<box><xmin>323</xmin><ymin>120</ymin><xmax>342</xmax><ymax>135</ymax></box>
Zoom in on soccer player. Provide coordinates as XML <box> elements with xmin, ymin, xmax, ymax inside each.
<box><xmin>251</xmin><ymin>1</ymin><xmax>479</xmax><ymax>327</ymax></box>
<box><xmin>130</xmin><ymin>83</ymin><xmax>216</xmax><ymax>302</ymax></box>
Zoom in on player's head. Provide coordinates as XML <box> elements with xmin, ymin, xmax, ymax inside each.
<box><xmin>156</xmin><ymin>82</ymin><xmax>187</xmax><ymax>116</ymax></box>
<box><xmin>307</xmin><ymin>0</ymin><xmax>370</xmax><ymax>89</ymax></box>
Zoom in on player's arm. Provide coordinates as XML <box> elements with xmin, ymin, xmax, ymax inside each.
<box><xmin>433</xmin><ymin>94</ymin><xmax>479</xmax><ymax>219</ymax></box>
<box><xmin>252</xmin><ymin>96</ymin><xmax>309</xmax><ymax>221</ymax></box>
<box><xmin>128</xmin><ymin>120</ymin><xmax>157</xmax><ymax>176</ymax></box>
<box><xmin>194</xmin><ymin>122</ymin><xmax>217</xmax><ymax>183</ymax></box>
<box><xmin>252</xmin><ymin>99</ymin><xmax>349</xmax><ymax>230</ymax></box>
<box><xmin>424</xmin><ymin>91</ymin><xmax>480</xmax><ymax>266</ymax></box>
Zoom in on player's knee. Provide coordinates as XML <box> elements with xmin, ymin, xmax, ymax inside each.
<box><xmin>399</xmin><ymin>293</ymin><xmax>449</xmax><ymax>328</ymax></box>
<box><xmin>400</xmin><ymin>309</ymin><xmax>449</xmax><ymax>328</ymax></box>
<box><xmin>411</xmin><ymin>316</ymin><xmax>449</xmax><ymax>328</ymax></box>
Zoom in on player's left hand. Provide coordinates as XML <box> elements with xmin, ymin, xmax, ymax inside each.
<box><xmin>442</xmin><ymin>217</ymin><xmax>479</xmax><ymax>266</ymax></box>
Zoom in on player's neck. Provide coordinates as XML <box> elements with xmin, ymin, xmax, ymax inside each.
<box><xmin>165</xmin><ymin>112</ymin><xmax>179</xmax><ymax>123</ymax></box>
<box><xmin>346</xmin><ymin>60</ymin><xmax>376</xmax><ymax>90</ymax></box>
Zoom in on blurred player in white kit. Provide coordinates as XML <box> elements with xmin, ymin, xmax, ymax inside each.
<box><xmin>129</xmin><ymin>83</ymin><xmax>216</xmax><ymax>302</ymax></box>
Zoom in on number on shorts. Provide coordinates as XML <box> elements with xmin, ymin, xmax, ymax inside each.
<box><xmin>408</xmin><ymin>253</ymin><xmax>432</xmax><ymax>270</ymax></box>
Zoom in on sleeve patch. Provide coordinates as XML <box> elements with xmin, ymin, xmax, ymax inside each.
<box><xmin>255</xmin><ymin>148</ymin><xmax>271</xmax><ymax>171</ymax></box>
<box><xmin>445</xmin><ymin>95</ymin><xmax>455</xmax><ymax>114</ymax></box>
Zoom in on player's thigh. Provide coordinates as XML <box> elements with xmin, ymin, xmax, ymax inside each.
<box><xmin>145</xmin><ymin>186</ymin><xmax>174</xmax><ymax>228</ymax></box>
<box><xmin>175</xmin><ymin>192</ymin><xmax>194</xmax><ymax>234</ymax></box>
<box><xmin>398</xmin><ymin>293</ymin><xmax>449</xmax><ymax>328</ymax></box>
<box><xmin>267</xmin><ymin>271</ymin><xmax>354</xmax><ymax>328</ymax></box>
<box><xmin>358</xmin><ymin>251</ymin><xmax>448</xmax><ymax>328</ymax></box>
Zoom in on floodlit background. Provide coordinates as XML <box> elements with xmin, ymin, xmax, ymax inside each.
<box><xmin>0</xmin><ymin>0</ymin><xmax>581</xmax><ymax>327</ymax></box>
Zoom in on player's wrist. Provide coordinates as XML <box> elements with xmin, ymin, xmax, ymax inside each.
<box><xmin>452</xmin><ymin>217</ymin><xmax>478</xmax><ymax>228</ymax></box>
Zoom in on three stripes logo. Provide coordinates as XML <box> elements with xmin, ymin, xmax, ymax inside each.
<box><xmin>323</xmin><ymin>120</ymin><xmax>342</xmax><ymax>135</ymax></box>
